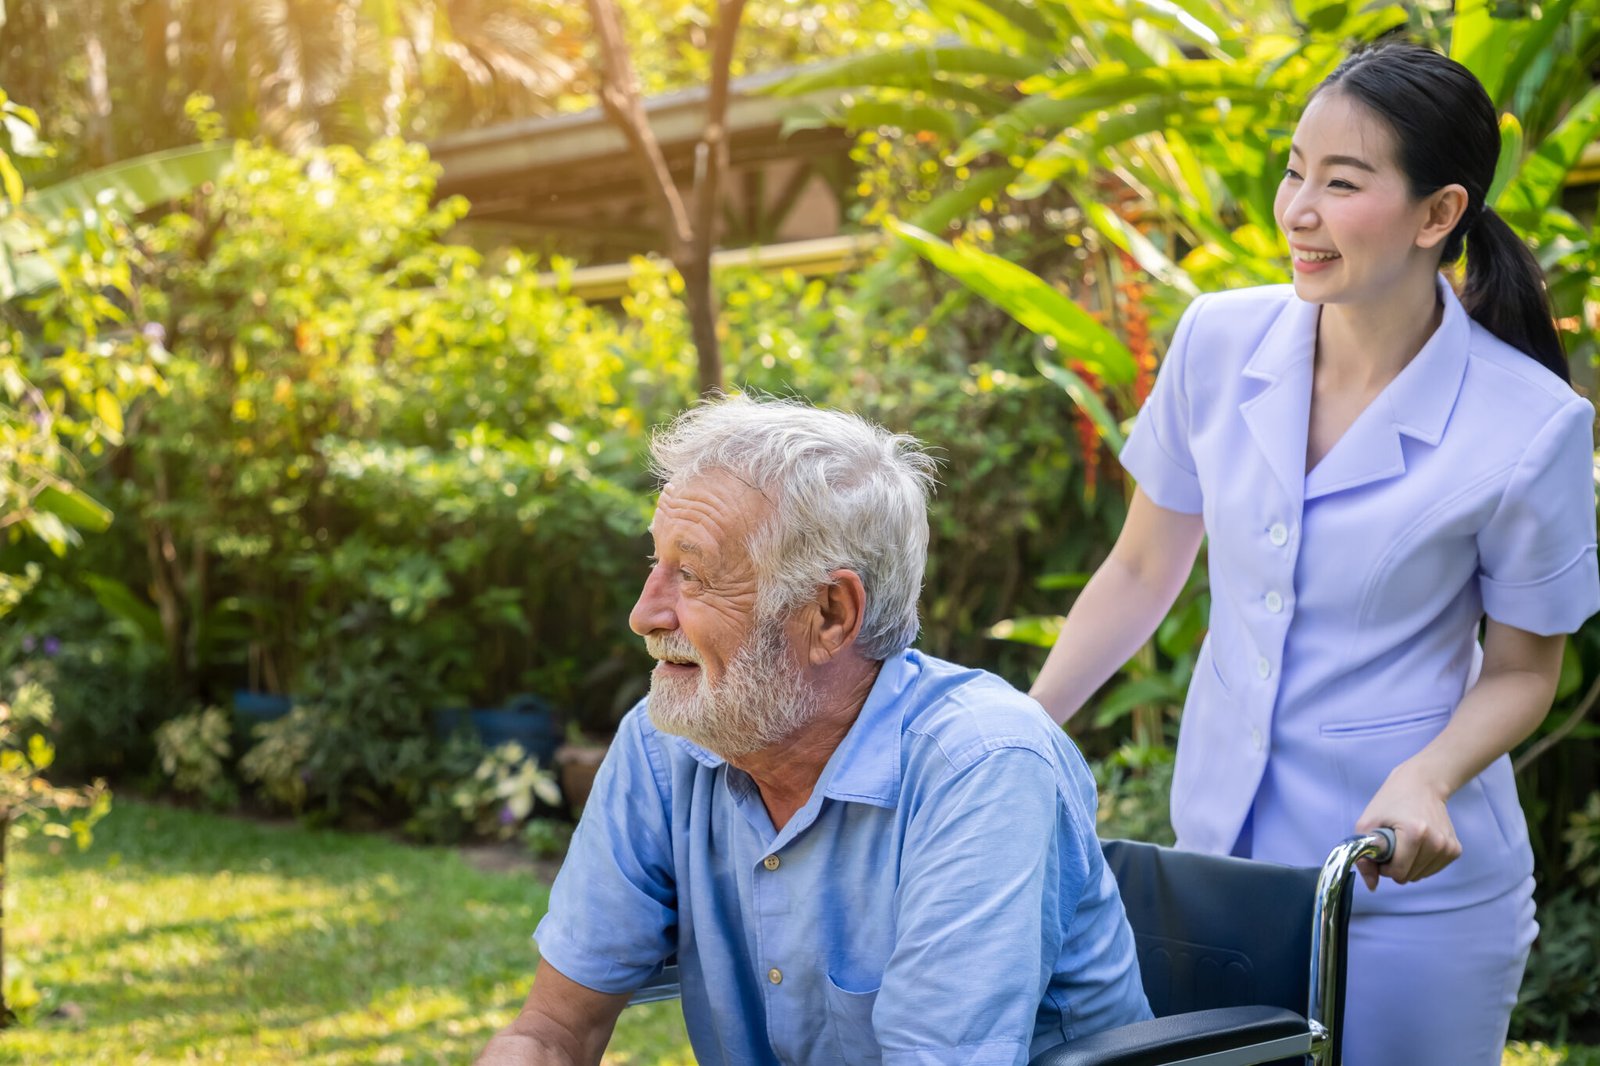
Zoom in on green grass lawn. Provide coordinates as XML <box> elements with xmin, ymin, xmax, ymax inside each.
<box><xmin>3</xmin><ymin>799</ymin><xmax>691</xmax><ymax>1065</ymax></box>
<box><xmin>4</xmin><ymin>798</ymin><xmax>1594</xmax><ymax>1064</ymax></box>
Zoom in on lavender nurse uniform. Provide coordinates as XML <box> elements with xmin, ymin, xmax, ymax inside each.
<box><xmin>1120</xmin><ymin>278</ymin><xmax>1599</xmax><ymax>1065</ymax></box>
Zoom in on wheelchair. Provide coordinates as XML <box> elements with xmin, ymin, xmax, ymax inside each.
<box><xmin>627</xmin><ymin>829</ymin><xmax>1394</xmax><ymax>1066</ymax></box>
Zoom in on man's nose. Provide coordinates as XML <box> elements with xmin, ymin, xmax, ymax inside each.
<box><xmin>629</xmin><ymin>565</ymin><xmax>677</xmax><ymax>637</ymax></box>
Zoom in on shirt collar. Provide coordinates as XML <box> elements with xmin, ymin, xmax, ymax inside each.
<box><xmin>815</xmin><ymin>649</ymin><xmax>917</xmax><ymax>809</ymax></box>
<box><xmin>665</xmin><ymin>649</ymin><xmax>918</xmax><ymax>813</ymax></box>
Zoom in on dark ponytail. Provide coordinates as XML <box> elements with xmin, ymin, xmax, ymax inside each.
<box><xmin>1315</xmin><ymin>44</ymin><xmax>1568</xmax><ymax>383</ymax></box>
<box><xmin>1460</xmin><ymin>207</ymin><xmax>1568</xmax><ymax>381</ymax></box>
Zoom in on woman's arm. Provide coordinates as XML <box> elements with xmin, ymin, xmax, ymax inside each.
<box><xmin>1029</xmin><ymin>488</ymin><xmax>1206</xmax><ymax>726</ymax></box>
<box><xmin>1354</xmin><ymin>619</ymin><xmax>1565</xmax><ymax>888</ymax></box>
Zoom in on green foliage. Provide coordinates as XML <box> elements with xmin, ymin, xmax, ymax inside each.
<box><xmin>0</xmin><ymin>681</ymin><xmax>109</xmax><ymax>845</ymax></box>
<box><xmin>0</xmin><ymin>580</ymin><xmax>177</xmax><ymax>782</ymax></box>
<box><xmin>522</xmin><ymin>816</ymin><xmax>575</xmax><ymax>860</ymax></box>
<box><xmin>450</xmin><ymin>742</ymin><xmax>562</xmax><ymax>842</ymax></box>
<box><xmin>1093</xmin><ymin>744</ymin><xmax>1176</xmax><ymax>846</ymax></box>
<box><xmin>1513</xmin><ymin>793</ymin><xmax>1600</xmax><ymax>1043</ymax></box>
<box><xmin>0</xmin><ymin>87</ymin><xmax>164</xmax><ymax>575</ymax></box>
<box><xmin>238</xmin><ymin>707</ymin><xmax>317</xmax><ymax>813</ymax></box>
<box><xmin>153</xmin><ymin>707</ymin><xmax>236</xmax><ymax>808</ymax></box>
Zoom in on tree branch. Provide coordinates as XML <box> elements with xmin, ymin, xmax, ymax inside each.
<box><xmin>689</xmin><ymin>0</ymin><xmax>748</xmax><ymax>263</ymax></box>
<box><xmin>1514</xmin><ymin>670</ymin><xmax>1600</xmax><ymax>774</ymax></box>
<box><xmin>585</xmin><ymin>0</ymin><xmax>692</xmax><ymax>255</ymax></box>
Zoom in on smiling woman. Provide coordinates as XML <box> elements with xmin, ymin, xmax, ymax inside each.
<box><xmin>1027</xmin><ymin>42</ymin><xmax>1599</xmax><ymax>1066</ymax></box>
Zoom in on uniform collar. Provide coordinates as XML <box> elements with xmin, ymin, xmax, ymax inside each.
<box><xmin>1240</xmin><ymin>275</ymin><xmax>1471</xmax><ymax>502</ymax></box>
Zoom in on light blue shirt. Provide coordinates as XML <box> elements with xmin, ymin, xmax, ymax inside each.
<box><xmin>534</xmin><ymin>649</ymin><xmax>1151</xmax><ymax>1065</ymax></box>
<box><xmin>1122</xmin><ymin>279</ymin><xmax>1600</xmax><ymax>912</ymax></box>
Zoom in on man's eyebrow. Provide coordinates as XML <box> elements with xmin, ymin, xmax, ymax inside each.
<box><xmin>1288</xmin><ymin>142</ymin><xmax>1377</xmax><ymax>173</ymax></box>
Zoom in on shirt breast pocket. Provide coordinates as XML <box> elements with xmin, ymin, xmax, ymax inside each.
<box><xmin>825</xmin><ymin>972</ymin><xmax>882</xmax><ymax>1066</ymax></box>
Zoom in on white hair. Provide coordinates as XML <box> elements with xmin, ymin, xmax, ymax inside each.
<box><xmin>649</xmin><ymin>394</ymin><xmax>938</xmax><ymax>660</ymax></box>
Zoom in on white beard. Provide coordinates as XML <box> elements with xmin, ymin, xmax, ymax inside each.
<box><xmin>645</xmin><ymin>617</ymin><xmax>820</xmax><ymax>759</ymax></box>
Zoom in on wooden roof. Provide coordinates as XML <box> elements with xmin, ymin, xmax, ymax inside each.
<box><xmin>429</xmin><ymin>68</ymin><xmax>855</xmax><ymax>265</ymax></box>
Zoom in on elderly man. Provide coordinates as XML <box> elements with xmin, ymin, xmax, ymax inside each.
<box><xmin>477</xmin><ymin>396</ymin><xmax>1150</xmax><ymax>1066</ymax></box>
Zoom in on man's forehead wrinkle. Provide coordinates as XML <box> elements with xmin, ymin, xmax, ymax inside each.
<box><xmin>651</xmin><ymin>475</ymin><xmax>768</xmax><ymax>571</ymax></box>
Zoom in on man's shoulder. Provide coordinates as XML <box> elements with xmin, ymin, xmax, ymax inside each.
<box><xmin>897</xmin><ymin>650</ymin><xmax>1074</xmax><ymax>774</ymax></box>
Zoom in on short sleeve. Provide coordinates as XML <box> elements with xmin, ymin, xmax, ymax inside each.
<box><xmin>533</xmin><ymin>706</ymin><xmax>678</xmax><ymax>993</ymax></box>
<box><xmin>1477</xmin><ymin>395</ymin><xmax>1600</xmax><ymax>635</ymax></box>
<box><xmin>1119</xmin><ymin>295</ymin><xmax>1208</xmax><ymax>514</ymax></box>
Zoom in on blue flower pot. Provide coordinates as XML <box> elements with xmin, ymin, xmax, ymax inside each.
<box><xmin>233</xmin><ymin>690</ymin><xmax>293</xmax><ymax>722</ymax></box>
<box><xmin>436</xmin><ymin>694</ymin><xmax>560</xmax><ymax>764</ymax></box>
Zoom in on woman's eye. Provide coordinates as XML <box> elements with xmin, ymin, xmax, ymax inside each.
<box><xmin>1330</xmin><ymin>179</ymin><xmax>1357</xmax><ymax>190</ymax></box>
<box><xmin>1283</xmin><ymin>167</ymin><xmax>1303</xmax><ymax>181</ymax></box>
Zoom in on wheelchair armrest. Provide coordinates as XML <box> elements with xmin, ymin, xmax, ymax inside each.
<box><xmin>1028</xmin><ymin>1005</ymin><xmax>1312</xmax><ymax>1066</ymax></box>
<box><xmin>627</xmin><ymin>965</ymin><xmax>682</xmax><ymax>1006</ymax></box>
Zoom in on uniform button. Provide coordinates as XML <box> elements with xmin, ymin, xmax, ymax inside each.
<box><xmin>1268</xmin><ymin>523</ymin><xmax>1289</xmax><ymax>547</ymax></box>
<box><xmin>768</xmin><ymin>968</ymin><xmax>783</xmax><ymax>985</ymax></box>
<box><xmin>1251</xmin><ymin>727</ymin><xmax>1264</xmax><ymax>752</ymax></box>
<box><xmin>1265</xmin><ymin>591</ymin><xmax>1284</xmax><ymax>614</ymax></box>
<box><xmin>763</xmin><ymin>854</ymin><xmax>781</xmax><ymax>871</ymax></box>
<box><xmin>1256</xmin><ymin>657</ymin><xmax>1272</xmax><ymax>679</ymax></box>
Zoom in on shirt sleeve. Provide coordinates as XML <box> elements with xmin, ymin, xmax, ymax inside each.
<box><xmin>1118</xmin><ymin>294</ymin><xmax>1208</xmax><ymax>514</ymax></box>
<box><xmin>533</xmin><ymin>705</ymin><xmax>678</xmax><ymax>993</ymax></box>
<box><xmin>1477</xmin><ymin>395</ymin><xmax>1600</xmax><ymax>636</ymax></box>
<box><xmin>871</xmin><ymin>744</ymin><xmax>1087</xmax><ymax>1066</ymax></box>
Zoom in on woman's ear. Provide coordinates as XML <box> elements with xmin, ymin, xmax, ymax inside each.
<box><xmin>1417</xmin><ymin>183</ymin><xmax>1470</xmax><ymax>250</ymax></box>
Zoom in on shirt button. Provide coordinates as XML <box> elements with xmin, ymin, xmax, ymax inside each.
<box><xmin>1265</xmin><ymin>591</ymin><xmax>1284</xmax><ymax>613</ymax></box>
<box><xmin>1252</xmin><ymin>727</ymin><xmax>1264</xmax><ymax>752</ymax></box>
<box><xmin>1268</xmin><ymin>523</ymin><xmax>1289</xmax><ymax>547</ymax></box>
<box><xmin>1256</xmin><ymin>657</ymin><xmax>1272</xmax><ymax>679</ymax></box>
<box><xmin>763</xmin><ymin>855</ymin><xmax>781</xmax><ymax>871</ymax></box>
<box><xmin>768</xmin><ymin>968</ymin><xmax>783</xmax><ymax>985</ymax></box>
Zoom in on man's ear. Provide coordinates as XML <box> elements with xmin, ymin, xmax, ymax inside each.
<box><xmin>807</xmin><ymin>569</ymin><xmax>866</xmax><ymax>665</ymax></box>
<box><xmin>1417</xmin><ymin>183</ymin><xmax>1469</xmax><ymax>250</ymax></box>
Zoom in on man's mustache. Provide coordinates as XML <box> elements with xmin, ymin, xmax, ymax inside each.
<box><xmin>645</xmin><ymin>631</ymin><xmax>702</xmax><ymax>665</ymax></box>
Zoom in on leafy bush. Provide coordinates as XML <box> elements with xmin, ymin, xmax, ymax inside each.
<box><xmin>153</xmin><ymin>707</ymin><xmax>235</xmax><ymax>808</ymax></box>
<box><xmin>238</xmin><ymin>707</ymin><xmax>316</xmax><ymax>813</ymax></box>
<box><xmin>1513</xmin><ymin>791</ymin><xmax>1600</xmax><ymax>1044</ymax></box>
<box><xmin>1092</xmin><ymin>744</ymin><xmax>1176</xmax><ymax>846</ymax></box>
<box><xmin>4</xmin><ymin>131</ymin><xmax>1121</xmax><ymax>827</ymax></box>
<box><xmin>450</xmin><ymin>742</ymin><xmax>562</xmax><ymax>842</ymax></box>
<box><xmin>0</xmin><ymin>579</ymin><xmax>176</xmax><ymax>781</ymax></box>
<box><xmin>523</xmin><ymin>817</ymin><xmax>574</xmax><ymax>860</ymax></box>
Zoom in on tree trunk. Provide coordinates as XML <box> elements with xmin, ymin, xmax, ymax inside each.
<box><xmin>0</xmin><ymin>812</ymin><xmax>15</xmax><ymax>1029</ymax></box>
<box><xmin>585</xmin><ymin>0</ymin><xmax>746</xmax><ymax>396</ymax></box>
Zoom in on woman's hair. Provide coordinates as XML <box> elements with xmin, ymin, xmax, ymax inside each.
<box><xmin>649</xmin><ymin>394</ymin><xmax>938</xmax><ymax>660</ymax></box>
<box><xmin>1314</xmin><ymin>43</ymin><xmax>1569</xmax><ymax>382</ymax></box>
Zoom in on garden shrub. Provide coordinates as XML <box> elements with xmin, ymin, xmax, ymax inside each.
<box><xmin>1514</xmin><ymin>791</ymin><xmax>1600</xmax><ymax>1044</ymax></box>
<box><xmin>153</xmin><ymin>707</ymin><xmax>235</xmax><ymax>808</ymax></box>
<box><xmin>4</xmin><ymin>133</ymin><xmax>1119</xmax><ymax>828</ymax></box>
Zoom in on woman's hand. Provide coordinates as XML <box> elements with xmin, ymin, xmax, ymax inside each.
<box><xmin>1354</xmin><ymin>763</ymin><xmax>1462</xmax><ymax>890</ymax></box>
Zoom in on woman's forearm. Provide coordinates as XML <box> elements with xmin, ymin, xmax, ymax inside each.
<box><xmin>1029</xmin><ymin>490</ymin><xmax>1205</xmax><ymax>725</ymax></box>
<box><xmin>1400</xmin><ymin>626</ymin><xmax>1565</xmax><ymax>799</ymax></box>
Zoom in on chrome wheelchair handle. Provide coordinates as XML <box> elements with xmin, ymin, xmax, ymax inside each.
<box><xmin>1305</xmin><ymin>826</ymin><xmax>1396</xmax><ymax>1063</ymax></box>
<box><xmin>1365</xmin><ymin>826</ymin><xmax>1397</xmax><ymax>865</ymax></box>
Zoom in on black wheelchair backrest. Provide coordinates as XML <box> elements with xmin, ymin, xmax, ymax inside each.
<box><xmin>1102</xmin><ymin>839</ymin><xmax>1322</xmax><ymax>1018</ymax></box>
